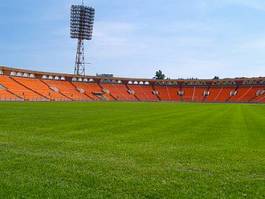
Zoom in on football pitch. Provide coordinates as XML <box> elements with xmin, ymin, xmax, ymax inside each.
<box><xmin>0</xmin><ymin>102</ymin><xmax>264</xmax><ymax>198</ymax></box>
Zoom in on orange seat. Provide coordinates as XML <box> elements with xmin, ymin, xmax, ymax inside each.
<box><xmin>101</xmin><ymin>84</ymin><xmax>137</xmax><ymax>101</ymax></box>
<box><xmin>14</xmin><ymin>77</ymin><xmax>69</xmax><ymax>101</ymax></box>
<box><xmin>192</xmin><ymin>87</ymin><xmax>207</xmax><ymax>102</ymax></box>
<box><xmin>73</xmin><ymin>82</ymin><xmax>110</xmax><ymax>100</ymax></box>
<box><xmin>128</xmin><ymin>85</ymin><xmax>158</xmax><ymax>101</ymax></box>
<box><xmin>214</xmin><ymin>87</ymin><xmax>235</xmax><ymax>102</ymax></box>
<box><xmin>182</xmin><ymin>87</ymin><xmax>195</xmax><ymax>102</ymax></box>
<box><xmin>43</xmin><ymin>80</ymin><xmax>90</xmax><ymax>101</ymax></box>
<box><xmin>0</xmin><ymin>76</ymin><xmax>46</xmax><ymax>101</ymax></box>
<box><xmin>0</xmin><ymin>88</ymin><xmax>21</xmax><ymax>101</ymax></box>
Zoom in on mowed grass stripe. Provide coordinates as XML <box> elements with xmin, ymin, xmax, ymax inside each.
<box><xmin>0</xmin><ymin>102</ymin><xmax>264</xmax><ymax>198</ymax></box>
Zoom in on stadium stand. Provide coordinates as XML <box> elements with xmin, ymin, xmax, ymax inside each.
<box><xmin>101</xmin><ymin>83</ymin><xmax>137</xmax><ymax>101</ymax></box>
<box><xmin>154</xmin><ymin>85</ymin><xmax>171</xmax><ymax>101</ymax></box>
<box><xmin>72</xmin><ymin>82</ymin><xmax>103</xmax><ymax>100</ymax></box>
<box><xmin>192</xmin><ymin>87</ymin><xmax>207</xmax><ymax>102</ymax></box>
<box><xmin>229</xmin><ymin>86</ymin><xmax>252</xmax><ymax>103</ymax></box>
<box><xmin>14</xmin><ymin>77</ymin><xmax>69</xmax><ymax>101</ymax></box>
<box><xmin>182</xmin><ymin>87</ymin><xmax>195</xmax><ymax>102</ymax></box>
<box><xmin>0</xmin><ymin>75</ymin><xmax>46</xmax><ymax>101</ymax></box>
<box><xmin>0</xmin><ymin>66</ymin><xmax>264</xmax><ymax>103</ymax></box>
<box><xmin>43</xmin><ymin>79</ymin><xmax>90</xmax><ymax>101</ymax></box>
<box><xmin>206</xmin><ymin>87</ymin><xmax>222</xmax><ymax>102</ymax></box>
<box><xmin>214</xmin><ymin>86</ymin><xmax>235</xmax><ymax>102</ymax></box>
<box><xmin>128</xmin><ymin>84</ymin><xmax>159</xmax><ymax>101</ymax></box>
<box><xmin>0</xmin><ymin>85</ymin><xmax>21</xmax><ymax>101</ymax></box>
<box><xmin>252</xmin><ymin>87</ymin><xmax>265</xmax><ymax>103</ymax></box>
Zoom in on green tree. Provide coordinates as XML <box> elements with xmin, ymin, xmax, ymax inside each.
<box><xmin>154</xmin><ymin>70</ymin><xmax>166</xmax><ymax>80</ymax></box>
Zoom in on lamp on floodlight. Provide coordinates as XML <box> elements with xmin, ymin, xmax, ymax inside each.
<box><xmin>70</xmin><ymin>2</ymin><xmax>95</xmax><ymax>76</ymax></box>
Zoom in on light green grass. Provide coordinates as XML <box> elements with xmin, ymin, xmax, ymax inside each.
<box><xmin>0</xmin><ymin>102</ymin><xmax>264</xmax><ymax>198</ymax></box>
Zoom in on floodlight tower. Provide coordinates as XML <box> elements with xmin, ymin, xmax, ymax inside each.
<box><xmin>70</xmin><ymin>2</ymin><xmax>95</xmax><ymax>76</ymax></box>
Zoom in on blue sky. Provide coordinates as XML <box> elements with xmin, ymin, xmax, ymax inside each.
<box><xmin>1</xmin><ymin>0</ymin><xmax>265</xmax><ymax>79</ymax></box>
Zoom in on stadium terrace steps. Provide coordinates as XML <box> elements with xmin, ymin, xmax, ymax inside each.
<box><xmin>168</xmin><ymin>86</ymin><xmax>181</xmax><ymax>101</ymax></box>
<box><xmin>182</xmin><ymin>87</ymin><xmax>195</xmax><ymax>102</ymax></box>
<box><xmin>43</xmin><ymin>79</ymin><xmax>90</xmax><ymax>101</ymax></box>
<box><xmin>13</xmin><ymin>77</ymin><xmax>69</xmax><ymax>101</ymax></box>
<box><xmin>128</xmin><ymin>85</ymin><xmax>159</xmax><ymax>101</ymax></box>
<box><xmin>229</xmin><ymin>86</ymin><xmax>252</xmax><ymax>102</ymax></box>
<box><xmin>154</xmin><ymin>85</ymin><xmax>171</xmax><ymax>101</ymax></box>
<box><xmin>70</xmin><ymin>82</ymin><xmax>94</xmax><ymax>100</ymax></box>
<box><xmin>0</xmin><ymin>82</ymin><xmax>23</xmax><ymax>101</ymax></box>
<box><xmin>239</xmin><ymin>87</ymin><xmax>259</xmax><ymax>102</ymax></box>
<box><xmin>192</xmin><ymin>87</ymin><xmax>207</xmax><ymax>102</ymax></box>
<box><xmin>154</xmin><ymin>85</ymin><xmax>181</xmax><ymax>101</ymax></box>
<box><xmin>98</xmin><ymin>84</ymin><xmax>117</xmax><ymax>101</ymax></box>
<box><xmin>72</xmin><ymin>82</ymin><xmax>103</xmax><ymax>100</ymax></box>
<box><xmin>11</xmin><ymin>77</ymin><xmax>50</xmax><ymax>101</ymax></box>
<box><xmin>101</xmin><ymin>84</ymin><xmax>137</xmax><ymax>101</ymax></box>
<box><xmin>251</xmin><ymin>87</ymin><xmax>265</xmax><ymax>103</ymax></box>
<box><xmin>125</xmin><ymin>84</ymin><xmax>140</xmax><ymax>101</ymax></box>
<box><xmin>215</xmin><ymin>87</ymin><xmax>235</xmax><ymax>102</ymax></box>
<box><xmin>151</xmin><ymin>84</ymin><xmax>161</xmax><ymax>101</ymax></box>
<box><xmin>0</xmin><ymin>67</ymin><xmax>264</xmax><ymax>103</ymax></box>
<box><xmin>0</xmin><ymin>87</ymin><xmax>22</xmax><ymax>101</ymax></box>
<box><xmin>0</xmin><ymin>76</ymin><xmax>46</xmax><ymax>101</ymax></box>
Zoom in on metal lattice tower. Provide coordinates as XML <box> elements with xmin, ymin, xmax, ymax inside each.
<box><xmin>70</xmin><ymin>2</ymin><xmax>95</xmax><ymax>76</ymax></box>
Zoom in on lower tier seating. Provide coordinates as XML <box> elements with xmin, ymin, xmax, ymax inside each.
<box><xmin>214</xmin><ymin>87</ymin><xmax>236</xmax><ymax>102</ymax></box>
<box><xmin>73</xmin><ymin>82</ymin><xmax>102</xmax><ymax>100</ymax></box>
<box><xmin>101</xmin><ymin>83</ymin><xmax>137</xmax><ymax>101</ymax></box>
<box><xmin>0</xmin><ymin>76</ymin><xmax>46</xmax><ymax>101</ymax></box>
<box><xmin>0</xmin><ymin>88</ymin><xmax>22</xmax><ymax>101</ymax></box>
<box><xmin>43</xmin><ymin>80</ymin><xmax>90</xmax><ymax>101</ymax></box>
<box><xmin>154</xmin><ymin>85</ymin><xmax>181</xmax><ymax>101</ymax></box>
<box><xmin>192</xmin><ymin>87</ymin><xmax>207</xmax><ymax>102</ymax></box>
<box><xmin>14</xmin><ymin>77</ymin><xmax>68</xmax><ymax>101</ymax></box>
<box><xmin>182</xmin><ymin>87</ymin><xmax>195</xmax><ymax>102</ymax></box>
<box><xmin>0</xmin><ymin>74</ymin><xmax>264</xmax><ymax>103</ymax></box>
<box><xmin>128</xmin><ymin>85</ymin><xmax>159</xmax><ymax>101</ymax></box>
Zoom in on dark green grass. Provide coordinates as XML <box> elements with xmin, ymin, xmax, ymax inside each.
<box><xmin>0</xmin><ymin>102</ymin><xmax>264</xmax><ymax>198</ymax></box>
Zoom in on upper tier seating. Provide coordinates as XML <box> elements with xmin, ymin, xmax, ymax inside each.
<box><xmin>14</xmin><ymin>77</ymin><xmax>69</xmax><ymax>101</ymax></box>
<box><xmin>0</xmin><ymin>75</ymin><xmax>46</xmax><ymax>101</ymax></box>
<box><xmin>101</xmin><ymin>83</ymin><xmax>137</xmax><ymax>101</ymax></box>
<box><xmin>128</xmin><ymin>85</ymin><xmax>158</xmax><ymax>101</ymax></box>
<box><xmin>43</xmin><ymin>80</ymin><xmax>90</xmax><ymax>101</ymax></box>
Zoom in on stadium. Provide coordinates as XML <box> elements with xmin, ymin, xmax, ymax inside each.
<box><xmin>0</xmin><ymin>1</ymin><xmax>265</xmax><ymax>199</ymax></box>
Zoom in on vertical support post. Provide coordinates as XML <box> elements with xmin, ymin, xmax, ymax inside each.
<box><xmin>74</xmin><ymin>39</ymin><xmax>85</xmax><ymax>76</ymax></box>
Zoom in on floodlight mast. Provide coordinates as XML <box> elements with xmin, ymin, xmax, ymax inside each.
<box><xmin>70</xmin><ymin>3</ymin><xmax>95</xmax><ymax>76</ymax></box>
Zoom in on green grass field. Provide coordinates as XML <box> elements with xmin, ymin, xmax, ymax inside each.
<box><xmin>0</xmin><ymin>102</ymin><xmax>264</xmax><ymax>198</ymax></box>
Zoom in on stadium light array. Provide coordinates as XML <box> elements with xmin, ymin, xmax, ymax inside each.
<box><xmin>70</xmin><ymin>3</ymin><xmax>95</xmax><ymax>76</ymax></box>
